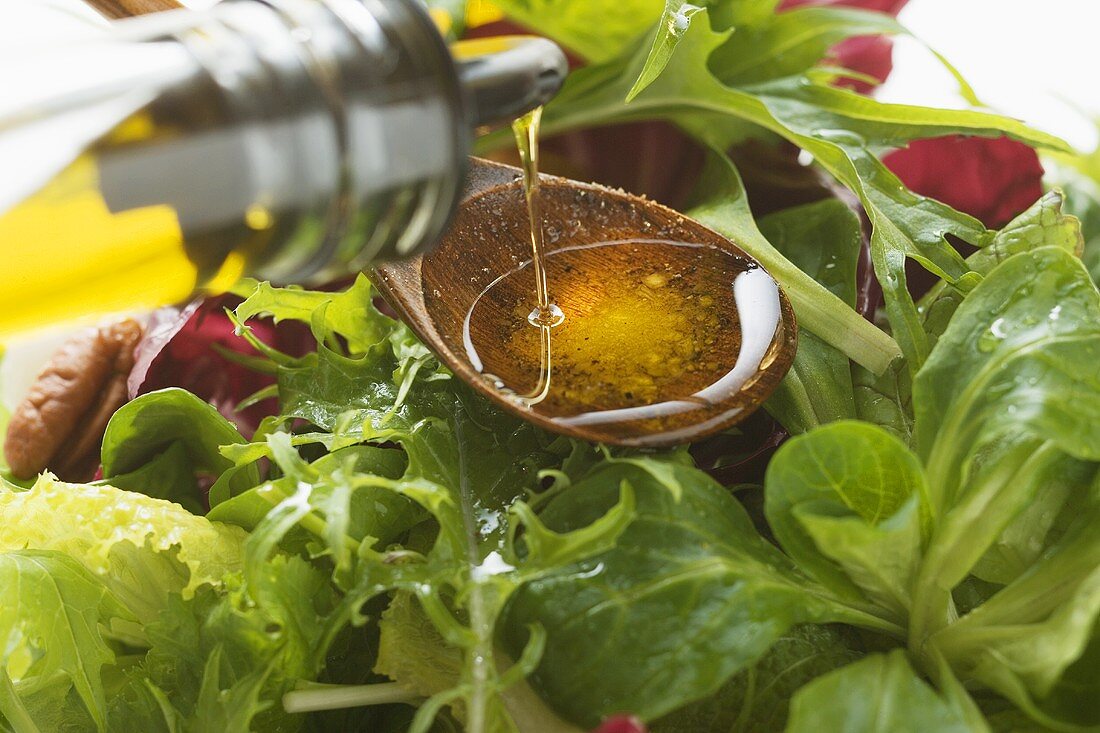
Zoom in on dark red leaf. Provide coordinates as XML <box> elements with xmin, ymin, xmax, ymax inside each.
<box><xmin>884</xmin><ymin>135</ymin><xmax>1045</xmax><ymax>229</ymax></box>
<box><xmin>779</xmin><ymin>0</ymin><xmax>907</xmax><ymax>92</ymax></box>
<box><xmin>128</xmin><ymin>296</ymin><xmax>311</xmax><ymax>435</ymax></box>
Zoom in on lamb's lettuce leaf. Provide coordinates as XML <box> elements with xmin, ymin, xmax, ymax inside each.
<box><xmin>931</xmin><ymin>499</ymin><xmax>1100</xmax><ymax>730</ymax></box>
<box><xmin>785</xmin><ymin>651</ymin><xmax>978</xmax><ymax>733</ymax></box>
<box><xmin>765</xmin><ymin>421</ymin><xmax>926</xmax><ymax>619</ymax></box>
<box><xmin>910</xmin><ymin>246</ymin><xmax>1100</xmax><ymax>649</ymax></box>
<box><xmin>499</xmin><ymin>459</ymin><xmax>898</xmax><ymax>726</ymax></box>
<box><xmin>650</xmin><ymin>625</ymin><xmax>863</xmax><ymax>733</ymax></box>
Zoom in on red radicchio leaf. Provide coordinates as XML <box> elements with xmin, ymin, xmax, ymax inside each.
<box><xmin>884</xmin><ymin>135</ymin><xmax>1045</xmax><ymax>229</ymax></box>
<box><xmin>779</xmin><ymin>0</ymin><xmax>909</xmax><ymax>92</ymax></box>
<box><xmin>593</xmin><ymin>716</ymin><xmax>649</xmax><ymax>733</ymax></box>
<box><xmin>128</xmin><ymin>296</ymin><xmax>312</xmax><ymax>435</ymax></box>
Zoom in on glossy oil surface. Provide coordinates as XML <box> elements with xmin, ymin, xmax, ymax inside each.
<box><xmin>463</xmin><ymin>239</ymin><xmax>783</xmax><ymax>435</ymax></box>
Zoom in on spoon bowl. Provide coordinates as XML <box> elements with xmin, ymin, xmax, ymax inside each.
<box><xmin>373</xmin><ymin>157</ymin><xmax>797</xmax><ymax>446</ymax></box>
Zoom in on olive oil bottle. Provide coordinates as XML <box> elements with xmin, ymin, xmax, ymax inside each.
<box><xmin>0</xmin><ymin>0</ymin><xmax>567</xmax><ymax>338</ymax></box>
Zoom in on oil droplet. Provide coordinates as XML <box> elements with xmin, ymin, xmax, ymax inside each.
<box><xmin>529</xmin><ymin>302</ymin><xmax>564</xmax><ymax>327</ymax></box>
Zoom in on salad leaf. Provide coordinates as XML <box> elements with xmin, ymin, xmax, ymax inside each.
<box><xmin>757</xmin><ymin>198</ymin><xmax>861</xmax><ymax>434</ymax></box>
<box><xmin>101</xmin><ymin>388</ymin><xmax>260</xmax><ymax>506</ymax></box>
<box><xmin>931</xmin><ymin>500</ymin><xmax>1100</xmax><ymax>729</ymax></box>
<box><xmin>785</xmin><ymin>651</ymin><xmax>977</xmax><ymax>733</ymax></box>
<box><xmin>0</xmin><ymin>476</ymin><xmax>246</xmax><ymax>622</ymax></box>
<box><xmin>650</xmin><ymin>624</ymin><xmax>864</xmax><ymax>733</ymax></box>
<box><xmin>765</xmin><ymin>420</ymin><xmax>926</xmax><ymax>618</ymax></box>
<box><xmin>909</xmin><ymin>246</ymin><xmax>1100</xmax><ymax>693</ymax></box>
<box><xmin>375</xmin><ymin>591</ymin><xmax>460</xmax><ymax>705</ymax></box>
<box><xmin>707</xmin><ymin>6</ymin><xmax>902</xmax><ymax>87</ymax></box>
<box><xmin>113</xmin><ymin>554</ymin><xmax>338</xmax><ymax>733</ymax></box>
<box><xmin>490</xmin><ymin>0</ymin><xmax>663</xmax><ymax>63</ymax></box>
<box><xmin>99</xmin><ymin>441</ymin><xmax>202</xmax><ymax>513</ymax></box>
<box><xmin>499</xmin><ymin>459</ymin><xmax>896</xmax><ymax>726</ymax></box>
<box><xmin>916</xmin><ymin>190</ymin><xmax>1083</xmax><ymax>351</ymax></box>
<box><xmin>969</xmin><ymin>457</ymin><xmax>1095</xmax><ymax>586</ymax></box>
<box><xmin>0</xmin><ymin>551</ymin><xmax>133</xmax><ymax>732</ymax></box>
<box><xmin>913</xmin><ymin>245</ymin><xmax>1100</xmax><ymax>527</ymax></box>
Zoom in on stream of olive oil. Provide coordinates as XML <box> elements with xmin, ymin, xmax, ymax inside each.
<box><xmin>464</xmin><ymin>110</ymin><xmax>784</xmax><ymax>433</ymax></box>
<box><xmin>508</xmin><ymin>107</ymin><xmax>561</xmax><ymax>404</ymax></box>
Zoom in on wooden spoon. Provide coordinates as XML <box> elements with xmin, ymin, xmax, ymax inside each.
<box><xmin>374</xmin><ymin>158</ymin><xmax>797</xmax><ymax>447</ymax></box>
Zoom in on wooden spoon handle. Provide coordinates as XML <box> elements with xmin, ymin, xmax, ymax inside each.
<box><xmin>83</xmin><ymin>0</ymin><xmax>182</xmax><ymax>19</ymax></box>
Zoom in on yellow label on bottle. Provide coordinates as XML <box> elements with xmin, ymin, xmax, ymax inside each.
<box><xmin>0</xmin><ymin>156</ymin><xmax>195</xmax><ymax>339</ymax></box>
<box><xmin>465</xmin><ymin>0</ymin><xmax>505</xmax><ymax>28</ymax></box>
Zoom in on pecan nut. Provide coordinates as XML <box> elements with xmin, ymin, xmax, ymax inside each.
<box><xmin>4</xmin><ymin>319</ymin><xmax>143</xmax><ymax>481</ymax></box>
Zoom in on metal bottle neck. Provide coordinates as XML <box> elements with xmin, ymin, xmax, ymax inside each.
<box><xmin>164</xmin><ymin>0</ymin><xmax>469</xmax><ymax>281</ymax></box>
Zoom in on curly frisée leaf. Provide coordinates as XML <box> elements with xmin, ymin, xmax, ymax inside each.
<box><xmin>227</xmin><ymin>277</ymin><xmax>639</xmax><ymax>733</ymax></box>
<box><xmin>111</xmin><ymin>554</ymin><xmax>339</xmax><ymax>733</ymax></box>
<box><xmin>0</xmin><ymin>476</ymin><xmax>247</xmax><ymax>623</ymax></box>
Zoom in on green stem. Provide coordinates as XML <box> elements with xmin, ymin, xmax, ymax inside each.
<box><xmin>909</xmin><ymin>442</ymin><xmax>1056</xmax><ymax>658</ymax></box>
<box><xmin>259</xmin><ymin>483</ymin><xmax>360</xmax><ymax>556</ymax></box>
<box><xmin>282</xmin><ymin>682</ymin><xmax>420</xmax><ymax>714</ymax></box>
<box><xmin>699</xmin><ymin>205</ymin><xmax>902</xmax><ymax>374</ymax></box>
<box><xmin>0</xmin><ymin>671</ymin><xmax>41</xmax><ymax>733</ymax></box>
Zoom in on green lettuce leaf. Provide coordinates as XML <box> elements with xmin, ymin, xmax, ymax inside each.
<box><xmin>491</xmin><ymin>0</ymin><xmax>663</xmax><ymax>63</ymax></box>
<box><xmin>0</xmin><ymin>551</ymin><xmax>133</xmax><ymax>732</ymax></box>
<box><xmin>0</xmin><ymin>476</ymin><xmax>246</xmax><ymax>622</ymax></box>
<box><xmin>499</xmin><ymin>459</ymin><xmax>897</xmax><ymax>726</ymax></box>
<box><xmin>100</xmin><ymin>388</ymin><xmax>260</xmax><ymax>509</ymax></box>
<box><xmin>785</xmin><ymin>651</ymin><xmax>979</xmax><ymax>733</ymax></box>
<box><xmin>650</xmin><ymin>625</ymin><xmax>864</xmax><ymax>733</ymax></box>
<box><xmin>765</xmin><ymin>421</ymin><xmax>927</xmax><ymax>619</ymax></box>
<box><xmin>110</xmin><ymin>554</ymin><xmax>338</xmax><ymax>733</ymax></box>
